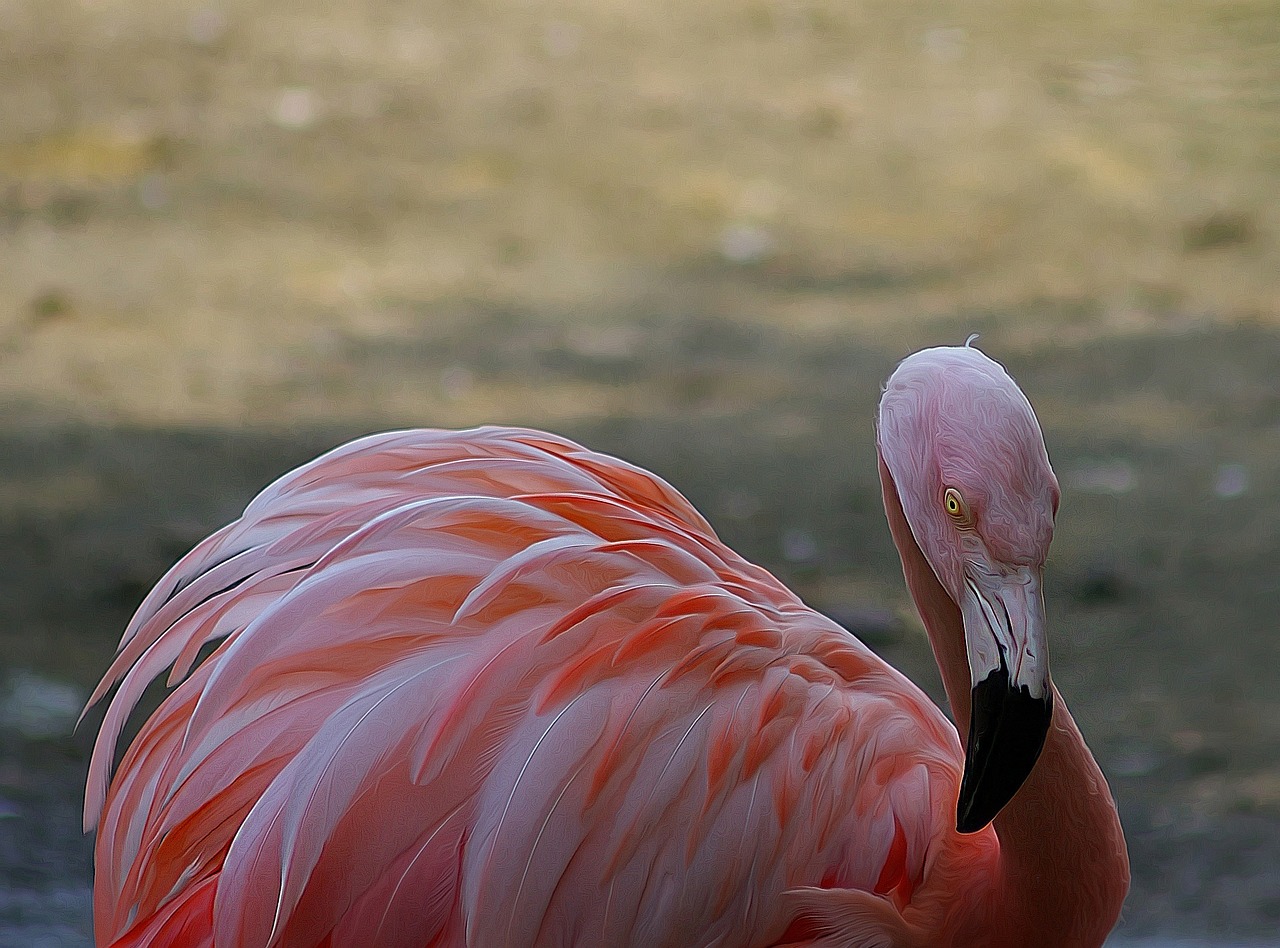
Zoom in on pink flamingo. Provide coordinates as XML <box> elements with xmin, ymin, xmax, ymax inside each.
<box><xmin>84</xmin><ymin>344</ymin><xmax>1129</xmax><ymax>946</ymax></box>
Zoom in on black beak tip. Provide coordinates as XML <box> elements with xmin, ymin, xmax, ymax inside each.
<box><xmin>955</xmin><ymin>805</ymin><xmax>990</xmax><ymax>836</ymax></box>
<box><xmin>955</xmin><ymin>668</ymin><xmax>1053</xmax><ymax>834</ymax></box>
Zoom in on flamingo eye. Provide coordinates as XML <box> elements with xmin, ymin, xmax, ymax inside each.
<box><xmin>943</xmin><ymin>488</ymin><xmax>971</xmax><ymax>525</ymax></box>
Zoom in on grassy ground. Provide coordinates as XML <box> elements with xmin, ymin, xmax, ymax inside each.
<box><xmin>2</xmin><ymin>0</ymin><xmax>1279</xmax><ymax>941</ymax></box>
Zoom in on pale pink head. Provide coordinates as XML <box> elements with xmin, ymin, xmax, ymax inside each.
<box><xmin>878</xmin><ymin>343</ymin><xmax>1060</xmax><ymax>832</ymax></box>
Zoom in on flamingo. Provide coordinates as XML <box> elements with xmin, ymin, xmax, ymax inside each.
<box><xmin>83</xmin><ymin>343</ymin><xmax>1129</xmax><ymax>947</ymax></box>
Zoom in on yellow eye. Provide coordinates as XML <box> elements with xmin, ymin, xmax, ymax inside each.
<box><xmin>943</xmin><ymin>488</ymin><xmax>969</xmax><ymax>523</ymax></box>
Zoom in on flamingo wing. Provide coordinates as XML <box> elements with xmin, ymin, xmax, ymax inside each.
<box><xmin>87</xmin><ymin>427</ymin><xmax>974</xmax><ymax>948</ymax></box>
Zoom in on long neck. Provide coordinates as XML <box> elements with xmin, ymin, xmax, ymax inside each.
<box><xmin>878</xmin><ymin>456</ymin><xmax>1129</xmax><ymax>945</ymax></box>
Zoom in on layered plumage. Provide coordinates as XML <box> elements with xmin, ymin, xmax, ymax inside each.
<box><xmin>86</xmin><ymin>347</ymin><xmax>1128</xmax><ymax>947</ymax></box>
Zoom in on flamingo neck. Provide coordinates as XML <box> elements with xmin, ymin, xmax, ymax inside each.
<box><xmin>877</xmin><ymin>456</ymin><xmax>1129</xmax><ymax>944</ymax></box>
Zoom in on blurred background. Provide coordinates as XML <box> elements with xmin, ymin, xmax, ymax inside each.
<box><xmin>2</xmin><ymin>0</ymin><xmax>1279</xmax><ymax>944</ymax></box>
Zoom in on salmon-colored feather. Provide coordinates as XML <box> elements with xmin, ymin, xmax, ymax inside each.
<box><xmin>86</xmin><ymin>426</ymin><xmax>959</xmax><ymax>946</ymax></box>
<box><xmin>88</xmin><ymin>350</ymin><xmax>1128</xmax><ymax>948</ymax></box>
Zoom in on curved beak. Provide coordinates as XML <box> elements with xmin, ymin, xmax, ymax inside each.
<box><xmin>956</xmin><ymin>565</ymin><xmax>1053</xmax><ymax>833</ymax></box>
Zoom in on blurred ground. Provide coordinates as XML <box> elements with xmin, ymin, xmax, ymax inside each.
<box><xmin>2</xmin><ymin>0</ymin><xmax>1279</xmax><ymax>943</ymax></box>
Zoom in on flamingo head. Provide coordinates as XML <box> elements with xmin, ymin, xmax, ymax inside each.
<box><xmin>878</xmin><ymin>343</ymin><xmax>1060</xmax><ymax>833</ymax></box>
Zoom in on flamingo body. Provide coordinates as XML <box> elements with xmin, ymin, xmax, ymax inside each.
<box><xmin>86</xmin><ymin>348</ymin><xmax>1127</xmax><ymax>947</ymax></box>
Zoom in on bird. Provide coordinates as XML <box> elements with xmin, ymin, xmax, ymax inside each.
<box><xmin>83</xmin><ymin>343</ymin><xmax>1129</xmax><ymax>947</ymax></box>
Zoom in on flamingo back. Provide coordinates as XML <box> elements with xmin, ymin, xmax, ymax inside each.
<box><xmin>86</xmin><ymin>427</ymin><xmax>973</xmax><ymax>947</ymax></box>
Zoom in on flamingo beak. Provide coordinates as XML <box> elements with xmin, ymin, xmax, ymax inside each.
<box><xmin>955</xmin><ymin>565</ymin><xmax>1053</xmax><ymax>834</ymax></box>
